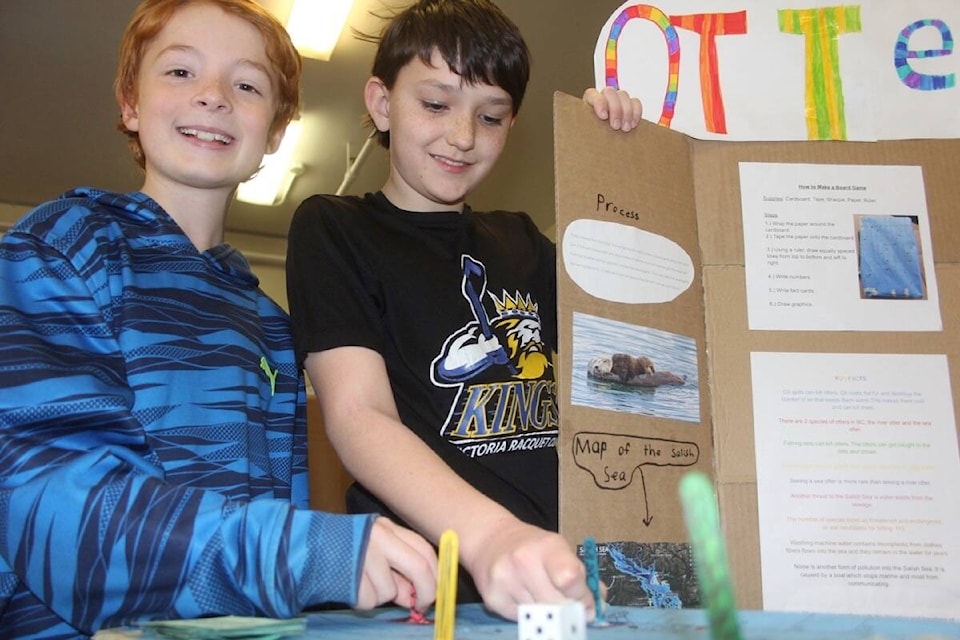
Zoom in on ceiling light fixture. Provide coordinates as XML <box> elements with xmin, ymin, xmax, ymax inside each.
<box><xmin>236</xmin><ymin>119</ymin><xmax>303</xmax><ymax>206</ymax></box>
<box><xmin>285</xmin><ymin>0</ymin><xmax>355</xmax><ymax>61</ymax></box>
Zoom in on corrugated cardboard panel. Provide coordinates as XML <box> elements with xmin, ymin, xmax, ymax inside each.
<box><xmin>705</xmin><ymin>264</ymin><xmax>960</xmax><ymax>485</ymax></box>
<box><xmin>717</xmin><ymin>481</ymin><xmax>762</xmax><ymax>609</ymax></box>
<box><xmin>701</xmin><ymin>265</ymin><xmax>754</xmax><ymax>484</ymax></box>
<box><xmin>553</xmin><ymin>89</ymin><xmax>959</xmax><ymax>610</ymax></box>
<box><xmin>691</xmin><ymin>139</ymin><xmax>960</xmax><ymax>267</ymax></box>
<box><xmin>705</xmin><ymin>263</ymin><xmax>960</xmax><ymax>609</ymax></box>
<box><xmin>553</xmin><ymin>92</ymin><xmax>714</xmax><ymax>547</ymax></box>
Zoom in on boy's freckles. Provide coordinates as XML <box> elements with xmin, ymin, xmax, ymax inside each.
<box><xmin>378</xmin><ymin>51</ymin><xmax>515</xmax><ymax>212</ymax></box>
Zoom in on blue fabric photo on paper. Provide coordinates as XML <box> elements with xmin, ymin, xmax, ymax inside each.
<box><xmin>858</xmin><ymin>216</ymin><xmax>924</xmax><ymax>299</ymax></box>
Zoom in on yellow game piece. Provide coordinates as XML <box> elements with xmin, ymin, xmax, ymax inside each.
<box><xmin>434</xmin><ymin>529</ymin><xmax>459</xmax><ymax>640</ymax></box>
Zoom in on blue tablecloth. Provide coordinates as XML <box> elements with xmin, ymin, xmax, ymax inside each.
<box><xmin>300</xmin><ymin>603</ymin><xmax>959</xmax><ymax>639</ymax></box>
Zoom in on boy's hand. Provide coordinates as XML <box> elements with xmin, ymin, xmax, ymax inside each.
<box><xmin>465</xmin><ymin>518</ymin><xmax>594</xmax><ymax>621</ymax></box>
<box><xmin>583</xmin><ymin>87</ymin><xmax>643</xmax><ymax>132</ymax></box>
<box><xmin>356</xmin><ymin>517</ymin><xmax>438</xmax><ymax>611</ymax></box>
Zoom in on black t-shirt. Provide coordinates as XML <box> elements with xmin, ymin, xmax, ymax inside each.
<box><xmin>286</xmin><ymin>192</ymin><xmax>559</xmax><ymax>531</ymax></box>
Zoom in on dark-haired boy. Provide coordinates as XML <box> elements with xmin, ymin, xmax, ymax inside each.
<box><xmin>286</xmin><ymin>0</ymin><xmax>641</xmax><ymax>621</ymax></box>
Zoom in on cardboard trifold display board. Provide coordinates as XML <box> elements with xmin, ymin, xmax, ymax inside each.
<box><xmin>552</xmin><ymin>91</ymin><xmax>960</xmax><ymax>615</ymax></box>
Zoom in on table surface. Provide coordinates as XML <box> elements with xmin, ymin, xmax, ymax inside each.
<box><xmin>94</xmin><ymin>604</ymin><xmax>960</xmax><ymax>639</ymax></box>
<box><xmin>300</xmin><ymin>604</ymin><xmax>960</xmax><ymax>639</ymax></box>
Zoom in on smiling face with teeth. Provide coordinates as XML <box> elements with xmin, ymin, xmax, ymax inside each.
<box><xmin>120</xmin><ymin>1</ymin><xmax>283</xmax><ymax>206</ymax></box>
<box><xmin>365</xmin><ymin>49</ymin><xmax>516</xmax><ymax>213</ymax></box>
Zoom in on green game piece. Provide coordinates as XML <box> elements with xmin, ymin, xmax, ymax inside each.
<box><xmin>679</xmin><ymin>471</ymin><xmax>743</xmax><ymax>640</ymax></box>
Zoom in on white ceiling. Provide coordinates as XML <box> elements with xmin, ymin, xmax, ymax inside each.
<box><xmin>0</xmin><ymin>0</ymin><xmax>625</xmax><ymax>239</ymax></box>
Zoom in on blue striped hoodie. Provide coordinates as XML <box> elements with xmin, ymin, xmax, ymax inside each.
<box><xmin>0</xmin><ymin>188</ymin><xmax>372</xmax><ymax>638</ymax></box>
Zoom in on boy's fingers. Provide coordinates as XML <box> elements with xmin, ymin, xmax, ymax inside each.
<box><xmin>356</xmin><ymin>561</ymin><xmax>396</xmax><ymax>610</ymax></box>
<box><xmin>359</xmin><ymin>518</ymin><xmax>438</xmax><ymax>610</ymax></box>
<box><xmin>390</xmin><ymin>574</ymin><xmax>416</xmax><ymax>609</ymax></box>
<box><xmin>543</xmin><ymin>550</ymin><xmax>596</xmax><ymax>619</ymax></box>
<box><xmin>545</xmin><ymin>552</ymin><xmax>589</xmax><ymax>600</ymax></box>
<box><xmin>600</xmin><ymin>86</ymin><xmax>625</xmax><ymax>129</ymax></box>
<box><xmin>604</xmin><ymin>87</ymin><xmax>644</xmax><ymax>131</ymax></box>
<box><xmin>382</xmin><ymin>521</ymin><xmax>437</xmax><ymax>609</ymax></box>
<box><xmin>581</xmin><ymin>87</ymin><xmax>607</xmax><ymax>119</ymax></box>
<box><xmin>583</xmin><ymin>87</ymin><xmax>643</xmax><ymax>131</ymax></box>
<box><xmin>625</xmin><ymin>93</ymin><xmax>644</xmax><ymax>128</ymax></box>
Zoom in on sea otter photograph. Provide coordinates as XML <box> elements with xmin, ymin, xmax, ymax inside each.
<box><xmin>571</xmin><ymin>312</ymin><xmax>699</xmax><ymax>423</ymax></box>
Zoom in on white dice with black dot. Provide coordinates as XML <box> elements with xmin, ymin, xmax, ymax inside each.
<box><xmin>517</xmin><ymin>601</ymin><xmax>586</xmax><ymax>640</ymax></box>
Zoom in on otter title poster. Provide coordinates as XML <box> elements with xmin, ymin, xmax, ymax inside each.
<box><xmin>595</xmin><ymin>0</ymin><xmax>960</xmax><ymax>142</ymax></box>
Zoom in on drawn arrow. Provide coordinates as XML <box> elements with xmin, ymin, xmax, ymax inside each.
<box><xmin>639</xmin><ymin>468</ymin><xmax>653</xmax><ymax>527</ymax></box>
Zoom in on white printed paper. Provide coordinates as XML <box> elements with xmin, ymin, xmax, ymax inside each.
<box><xmin>561</xmin><ymin>219</ymin><xmax>694</xmax><ymax>304</ymax></box>
<box><xmin>751</xmin><ymin>352</ymin><xmax>960</xmax><ymax>620</ymax></box>
<box><xmin>739</xmin><ymin>163</ymin><xmax>941</xmax><ymax>331</ymax></box>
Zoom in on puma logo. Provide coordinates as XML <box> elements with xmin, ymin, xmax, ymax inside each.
<box><xmin>259</xmin><ymin>356</ymin><xmax>278</xmax><ymax>396</ymax></box>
